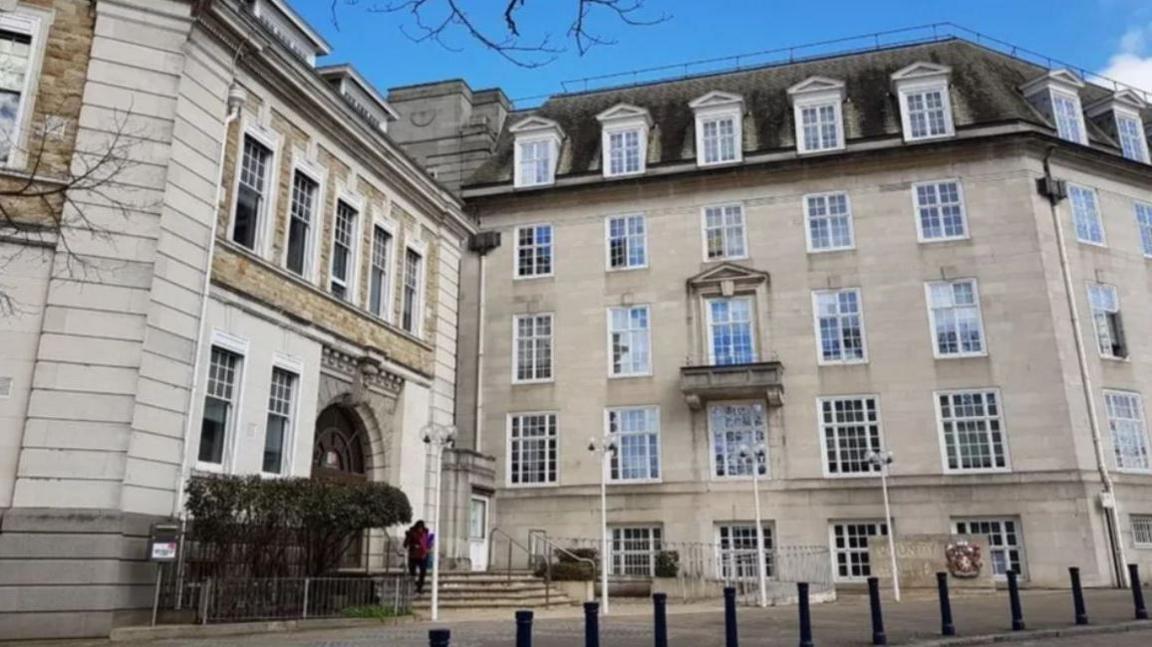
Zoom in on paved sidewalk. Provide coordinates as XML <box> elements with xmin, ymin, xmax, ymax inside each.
<box><xmin>13</xmin><ymin>588</ymin><xmax>1151</xmax><ymax>646</ymax></box>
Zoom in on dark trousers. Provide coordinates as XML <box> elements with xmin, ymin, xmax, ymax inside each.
<box><xmin>408</xmin><ymin>557</ymin><xmax>428</xmax><ymax>593</ymax></box>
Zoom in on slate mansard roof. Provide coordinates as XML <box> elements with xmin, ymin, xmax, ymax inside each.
<box><xmin>465</xmin><ymin>39</ymin><xmax>1149</xmax><ymax>188</ymax></box>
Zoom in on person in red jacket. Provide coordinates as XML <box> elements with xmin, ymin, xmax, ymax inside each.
<box><xmin>403</xmin><ymin>520</ymin><xmax>430</xmax><ymax>594</ymax></box>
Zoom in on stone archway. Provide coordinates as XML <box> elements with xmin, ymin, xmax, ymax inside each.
<box><xmin>312</xmin><ymin>404</ymin><xmax>369</xmax><ymax>482</ymax></box>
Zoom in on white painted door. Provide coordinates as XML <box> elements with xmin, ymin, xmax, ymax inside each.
<box><xmin>468</xmin><ymin>495</ymin><xmax>490</xmax><ymax>572</ymax></box>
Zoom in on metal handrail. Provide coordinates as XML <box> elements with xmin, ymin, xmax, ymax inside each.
<box><xmin>488</xmin><ymin>527</ymin><xmax>552</xmax><ymax>606</ymax></box>
<box><xmin>537</xmin><ymin>533</ymin><xmax>597</xmax><ymax>602</ymax></box>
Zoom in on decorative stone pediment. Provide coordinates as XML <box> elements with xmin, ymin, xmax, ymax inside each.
<box><xmin>596</xmin><ymin>103</ymin><xmax>652</xmax><ymax>126</ymax></box>
<box><xmin>509</xmin><ymin>115</ymin><xmax>564</xmax><ymax>136</ymax></box>
<box><xmin>687</xmin><ymin>262</ymin><xmax>769</xmax><ymax>295</ymax></box>
<box><xmin>321</xmin><ymin>346</ymin><xmax>404</xmax><ymax>399</ymax></box>
<box><xmin>689</xmin><ymin>91</ymin><xmax>744</xmax><ymax>110</ymax></box>
<box><xmin>1086</xmin><ymin>89</ymin><xmax>1148</xmax><ymax>117</ymax></box>
<box><xmin>787</xmin><ymin>76</ymin><xmax>846</xmax><ymax>100</ymax></box>
<box><xmin>890</xmin><ymin>61</ymin><xmax>952</xmax><ymax>85</ymax></box>
<box><xmin>1020</xmin><ymin>68</ymin><xmax>1085</xmax><ymax>97</ymax></box>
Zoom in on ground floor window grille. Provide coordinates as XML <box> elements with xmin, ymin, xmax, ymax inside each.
<box><xmin>953</xmin><ymin>518</ymin><xmax>1023</xmax><ymax>578</ymax></box>
<box><xmin>611</xmin><ymin>527</ymin><xmax>662</xmax><ymax>576</ymax></box>
<box><xmin>831</xmin><ymin>521</ymin><xmax>887</xmax><ymax>581</ymax></box>
<box><xmin>1133</xmin><ymin>516</ymin><xmax>1152</xmax><ymax>548</ymax></box>
<box><xmin>717</xmin><ymin>524</ymin><xmax>774</xmax><ymax>581</ymax></box>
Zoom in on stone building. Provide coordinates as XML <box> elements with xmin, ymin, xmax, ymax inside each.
<box><xmin>387</xmin><ymin>39</ymin><xmax>1152</xmax><ymax>590</ymax></box>
<box><xmin>0</xmin><ymin>0</ymin><xmax>480</xmax><ymax>639</ymax></box>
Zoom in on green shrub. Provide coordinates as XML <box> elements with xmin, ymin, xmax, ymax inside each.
<box><xmin>540</xmin><ymin>561</ymin><xmax>595</xmax><ymax>581</ymax></box>
<box><xmin>555</xmin><ymin>547</ymin><xmax>597</xmax><ymax>564</ymax></box>
<box><xmin>654</xmin><ymin>550</ymin><xmax>679</xmax><ymax>578</ymax></box>
<box><xmin>184</xmin><ymin>475</ymin><xmax>411</xmax><ymax>577</ymax></box>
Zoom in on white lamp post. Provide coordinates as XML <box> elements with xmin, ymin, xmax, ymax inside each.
<box><xmin>738</xmin><ymin>443</ymin><xmax>768</xmax><ymax>608</ymax></box>
<box><xmin>423</xmin><ymin>423</ymin><xmax>456</xmax><ymax>622</ymax></box>
<box><xmin>587</xmin><ymin>434</ymin><xmax>617</xmax><ymax>615</ymax></box>
<box><xmin>867</xmin><ymin>450</ymin><xmax>900</xmax><ymax>602</ymax></box>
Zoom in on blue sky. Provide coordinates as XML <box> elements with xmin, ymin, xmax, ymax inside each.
<box><xmin>292</xmin><ymin>0</ymin><xmax>1152</xmax><ymax>107</ymax></box>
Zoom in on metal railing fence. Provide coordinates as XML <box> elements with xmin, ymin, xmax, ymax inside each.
<box><xmin>194</xmin><ymin>575</ymin><xmax>411</xmax><ymax>624</ymax></box>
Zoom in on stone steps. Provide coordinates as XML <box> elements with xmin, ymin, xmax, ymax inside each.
<box><xmin>410</xmin><ymin>571</ymin><xmax>574</xmax><ymax>611</ymax></box>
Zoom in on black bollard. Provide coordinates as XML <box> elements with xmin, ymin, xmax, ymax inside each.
<box><xmin>797</xmin><ymin>582</ymin><xmax>813</xmax><ymax>647</ymax></box>
<box><xmin>1007</xmin><ymin>570</ymin><xmax>1025</xmax><ymax>631</ymax></box>
<box><xmin>1069</xmin><ymin>567</ymin><xmax>1088</xmax><ymax>625</ymax></box>
<box><xmin>653</xmin><ymin>593</ymin><xmax>668</xmax><ymax>647</ymax></box>
<box><xmin>516</xmin><ymin>609</ymin><xmax>534</xmax><ymax>647</ymax></box>
<box><xmin>936</xmin><ymin>572</ymin><xmax>956</xmax><ymax>636</ymax></box>
<box><xmin>429</xmin><ymin>628</ymin><xmax>451</xmax><ymax>647</ymax></box>
<box><xmin>867</xmin><ymin>576</ymin><xmax>887</xmax><ymax>645</ymax></box>
<box><xmin>584</xmin><ymin>601</ymin><xmax>600</xmax><ymax>647</ymax></box>
<box><xmin>1131</xmin><ymin>564</ymin><xmax>1149</xmax><ymax>620</ymax></box>
<box><xmin>723</xmin><ymin>586</ymin><xmax>738</xmax><ymax>647</ymax></box>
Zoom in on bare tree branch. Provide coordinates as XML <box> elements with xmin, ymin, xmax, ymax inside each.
<box><xmin>0</xmin><ymin>100</ymin><xmax>151</xmax><ymax>316</ymax></box>
<box><xmin>330</xmin><ymin>0</ymin><xmax>669</xmax><ymax>68</ymax></box>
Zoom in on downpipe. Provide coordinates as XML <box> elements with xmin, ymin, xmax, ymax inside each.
<box><xmin>1041</xmin><ymin>146</ymin><xmax>1128</xmax><ymax>587</ymax></box>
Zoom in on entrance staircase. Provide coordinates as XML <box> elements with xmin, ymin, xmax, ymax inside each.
<box><xmin>411</xmin><ymin>570</ymin><xmax>575</xmax><ymax>612</ymax></box>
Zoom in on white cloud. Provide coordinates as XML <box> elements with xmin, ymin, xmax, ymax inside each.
<box><xmin>1101</xmin><ymin>24</ymin><xmax>1152</xmax><ymax>92</ymax></box>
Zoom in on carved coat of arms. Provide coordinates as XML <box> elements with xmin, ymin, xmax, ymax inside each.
<box><xmin>946</xmin><ymin>541</ymin><xmax>982</xmax><ymax>578</ymax></box>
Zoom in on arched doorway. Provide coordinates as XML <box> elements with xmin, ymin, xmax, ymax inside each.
<box><xmin>312</xmin><ymin>404</ymin><xmax>370</xmax><ymax>568</ymax></box>
<box><xmin>312</xmin><ymin>405</ymin><xmax>368</xmax><ymax>481</ymax></box>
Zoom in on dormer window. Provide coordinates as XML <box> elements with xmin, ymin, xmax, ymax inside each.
<box><xmin>787</xmin><ymin>77</ymin><xmax>846</xmax><ymax>153</ymax></box>
<box><xmin>510</xmin><ymin>116</ymin><xmax>563</xmax><ymax>188</ymax></box>
<box><xmin>248</xmin><ymin>0</ymin><xmax>332</xmax><ymax>66</ymax></box>
<box><xmin>891</xmin><ymin>63</ymin><xmax>955</xmax><ymax>142</ymax></box>
<box><xmin>596</xmin><ymin>104</ymin><xmax>652</xmax><ymax>178</ymax></box>
<box><xmin>1087</xmin><ymin>90</ymin><xmax>1149</xmax><ymax>164</ymax></box>
<box><xmin>1021</xmin><ymin>69</ymin><xmax>1088</xmax><ymax>146</ymax></box>
<box><xmin>690</xmin><ymin>91</ymin><xmax>743</xmax><ymax>166</ymax></box>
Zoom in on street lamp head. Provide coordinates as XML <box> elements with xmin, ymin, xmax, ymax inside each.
<box><xmin>867</xmin><ymin>450</ymin><xmax>894</xmax><ymax>466</ymax></box>
<box><xmin>587</xmin><ymin>437</ymin><xmax>597</xmax><ymax>453</ymax></box>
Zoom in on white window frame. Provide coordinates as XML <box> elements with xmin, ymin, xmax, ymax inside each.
<box><xmin>708</xmin><ymin>400</ymin><xmax>769</xmax><ymax>480</ymax></box>
<box><xmin>328</xmin><ymin>191</ymin><xmax>363</xmax><ymax>304</ymax></box>
<box><xmin>1088</xmin><ymin>282</ymin><xmax>1127</xmax><ymax>360</ymax></box>
<box><xmin>804</xmin><ymin>191</ymin><xmax>855</xmax><ymax>253</ymax></box>
<box><xmin>1068</xmin><ymin>184</ymin><xmax>1106</xmax><ymax>247</ymax></box>
<box><xmin>1135</xmin><ymin>201</ymin><xmax>1152</xmax><ymax>258</ymax></box>
<box><xmin>935</xmin><ymin>388</ymin><xmax>1010</xmax><ymax>474</ymax></box>
<box><xmin>514</xmin><ymin>223</ymin><xmax>554</xmax><ymax>279</ymax></box>
<box><xmin>1051</xmin><ymin>88</ymin><xmax>1088</xmax><ymax>145</ymax></box>
<box><xmin>506</xmin><ymin>411</ymin><xmax>559</xmax><ymax>488</ymax></box>
<box><xmin>912</xmin><ymin>179</ymin><xmax>969</xmax><ymax>242</ymax></box>
<box><xmin>607</xmin><ymin>305</ymin><xmax>652</xmax><ymax>378</ymax></box>
<box><xmin>1104</xmin><ymin>390</ymin><xmax>1152</xmax><ymax>473</ymax></box>
<box><xmin>818</xmin><ymin>395</ymin><xmax>884</xmax><ymax>478</ymax></box>
<box><xmin>229</xmin><ymin>124</ymin><xmax>281</xmax><ymax>257</ymax></box>
<box><xmin>605</xmin><ymin>405</ymin><xmax>661</xmax><ymax>483</ymax></box>
<box><xmin>610</xmin><ymin>526</ymin><xmax>663</xmax><ymax>576</ymax></box>
<box><xmin>793</xmin><ymin>95</ymin><xmax>845</xmax><ymax>154</ymax></box>
<box><xmin>952</xmin><ymin>517</ymin><xmax>1025</xmax><ymax>580</ymax></box>
<box><xmin>812</xmin><ymin>288</ymin><xmax>868</xmax><ymax>365</ymax></box>
<box><xmin>897</xmin><ymin>81</ymin><xmax>955</xmax><ymax>142</ymax></box>
<box><xmin>715</xmin><ymin>522</ymin><xmax>776</xmax><ymax>581</ymax></box>
<box><xmin>512</xmin><ymin>312</ymin><xmax>554</xmax><ymax>384</ymax></box>
<box><xmin>514</xmin><ymin>134</ymin><xmax>558</xmax><ymax>188</ymax></box>
<box><xmin>925</xmin><ymin>279</ymin><xmax>987</xmax><ymax>359</ymax></box>
<box><xmin>262</xmin><ymin>360</ymin><xmax>301</xmax><ymax>477</ymax></box>
<box><xmin>367</xmin><ymin>216</ymin><xmax>397</xmax><ymax>321</ymax></box>
<box><xmin>1133</xmin><ymin>515</ymin><xmax>1152</xmax><ymax>548</ymax></box>
<box><xmin>196</xmin><ymin>331</ymin><xmax>249</xmax><ymax>473</ymax></box>
<box><xmin>0</xmin><ymin>9</ymin><xmax>50</xmax><ymax>170</ymax></box>
<box><xmin>830</xmin><ymin>520</ymin><xmax>889</xmax><ymax>582</ymax></box>
<box><xmin>705</xmin><ymin>296</ymin><xmax>757</xmax><ymax>366</ymax></box>
<box><xmin>1115</xmin><ymin>108</ymin><xmax>1150</xmax><ymax>164</ymax></box>
<box><xmin>695</xmin><ymin>108</ymin><xmax>743</xmax><ymax>166</ymax></box>
<box><xmin>602</xmin><ymin>125</ymin><xmax>647</xmax><ymax>177</ymax></box>
<box><xmin>400</xmin><ymin>240</ymin><xmax>426</xmax><ymax>336</ymax></box>
<box><xmin>701</xmin><ymin>203</ymin><xmax>748</xmax><ymax>261</ymax></box>
<box><xmin>605</xmin><ymin>213</ymin><xmax>648</xmax><ymax>271</ymax></box>
<box><xmin>282</xmin><ymin>156</ymin><xmax>326</xmax><ymax>282</ymax></box>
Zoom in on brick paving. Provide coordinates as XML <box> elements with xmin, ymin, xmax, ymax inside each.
<box><xmin>15</xmin><ymin>588</ymin><xmax>1152</xmax><ymax>646</ymax></box>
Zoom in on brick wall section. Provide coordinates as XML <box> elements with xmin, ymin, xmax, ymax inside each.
<box><xmin>214</xmin><ymin>103</ymin><xmax>439</xmax><ymax>375</ymax></box>
<box><xmin>0</xmin><ymin>0</ymin><xmax>94</xmax><ymax>226</ymax></box>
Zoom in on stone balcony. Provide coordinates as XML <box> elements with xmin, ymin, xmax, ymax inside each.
<box><xmin>679</xmin><ymin>361</ymin><xmax>784</xmax><ymax>410</ymax></box>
